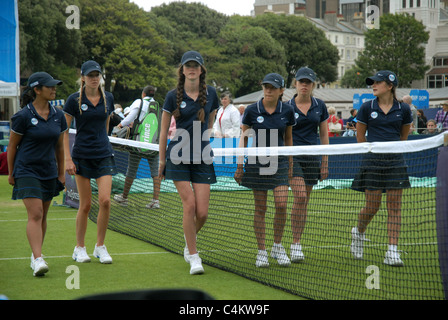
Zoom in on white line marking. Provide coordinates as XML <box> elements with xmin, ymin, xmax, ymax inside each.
<box><xmin>0</xmin><ymin>251</ymin><xmax>170</xmax><ymax>261</ymax></box>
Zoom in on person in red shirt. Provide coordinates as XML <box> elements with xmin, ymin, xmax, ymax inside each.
<box><xmin>0</xmin><ymin>151</ymin><xmax>8</xmax><ymax>175</ymax></box>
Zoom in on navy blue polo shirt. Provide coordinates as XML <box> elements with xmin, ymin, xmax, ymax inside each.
<box><xmin>11</xmin><ymin>103</ymin><xmax>68</xmax><ymax>180</ymax></box>
<box><xmin>242</xmin><ymin>99</ymin><xmax>296</xmax><ymax>147</ymax></box>
<box><xmin>163</xmin><ymin>85</ymin><xmax>219</xmax><ymax>163</ymax></box>
<box><xmin>357</xmin><ymin>98</ymin><xmax>412</xmax><ymax>142</ymax></box>
<box><xmin>287</xmin><ymin>95</ymin><xmax>329</xmax><ymax>145</ymax></box>
<box><xmin>63</xmin><ymin>91</ymin><xmax>114</xmax><ymax>159</ymax></box>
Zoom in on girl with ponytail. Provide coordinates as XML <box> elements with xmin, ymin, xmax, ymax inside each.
<box><xmin>158</xmin><ymin>51</ymin><xmax>219</xmax><ymax>275</ymax></box>
<box><xmin>63</xmin><ymin>60</ymin><xmax>117</xmax><ymax>265</ymax></box>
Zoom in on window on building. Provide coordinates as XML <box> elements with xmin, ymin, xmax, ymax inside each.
<box><xmin>427</xmin><ymin>75</ymin><xmax>446</xmax><ymax>88</ymax></box>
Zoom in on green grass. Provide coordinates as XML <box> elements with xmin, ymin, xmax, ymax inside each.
<box><xmin>0</xmin><ymin>175</ymin><xmax>302</xmax><ymax>300</ymax></box>
<box><xmin>2</xmin><ymin>172</ymin><xmax>444</xmax><ymax>300</ymax></box>
<box><xmin>92</xmin><ymin>178</ymin><xmax>445</xmax><ymax>300</ymax></box>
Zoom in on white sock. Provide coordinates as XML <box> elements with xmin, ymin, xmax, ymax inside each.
<box><xmin>388</xmin><ymin>244</ymin><xmax>398</xmax><ymax>252</ymax></box>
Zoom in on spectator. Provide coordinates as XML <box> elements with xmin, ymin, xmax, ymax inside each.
<box><xmin>421</xmin><ymin>119</ymin><xmax>439</xmax><ymax>135</ymax></box>
<box><xmin>402</xmin><ymin>95</ymin><xmax>418</xmax><ymax>130</ymax></box>
<box><xmin>327</xmin><ymin>107</ymin><xmax>343</xmax><ymax>137</ymax></box>
<box><xmin>0</xmin><ymin>151</ymin><xmax>7</xmax><ymax>175</ymax></box>
<box><xmin>213</xmin><ymin>92</ymin><xmax>240</xmax><ymax>138</ymax></box>
<box><xmin>416</xmin><ymin>109</ymin><xmax>427</xmax><ymax>134</ymax></box>
<box><xmin>435</xmin><ymin>101</ymin><xmax>448</xmax><ymax>131</ymax></box>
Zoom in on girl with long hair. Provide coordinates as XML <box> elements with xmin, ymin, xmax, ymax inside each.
<box><xmin>8</xmin><ymin>72</ymin><xmax>66</xmax><ymax>276</ymax></box>
<box><xmin>286</xmin><ymin>67</ymin><xmax>329</xmax><ymax>262</ymax></box>
<box><xmin>158</xmin><ymin>51</ymin><xmax>219</xmax><ymax>275</ymax></box>
<box><xmin>63</xmin><ymin>60</ymin><xmax>117</xmax><ymax>264</ymax></box>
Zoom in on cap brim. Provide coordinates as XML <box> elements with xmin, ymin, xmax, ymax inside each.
<box><xmin>365</xmin><ymin>76</ymin><xmax>383</xmax><ymax>85</ymax></box>
<box><xmin>39</xmin><ymin>79</ymin><xmax>63</xmax><ymax>87</ymax></box>
<box><xmin>296</xmin><ymin>75</ymin><xmax>315</xmax><ymax>82</ymax></box>
<box><xmin>262</xmin><ymin>81</ymin><xmax>281</xmax><ymax>88</ymax></box>
<box><xmin>83</xmin><ymin>68</ymin><xmax>102</xmax><ymax>76</ymax></box>
<box><xmin>181</xmin><ymin>58</ymin><xmax>203</xmax><ymax>66</ymax></box>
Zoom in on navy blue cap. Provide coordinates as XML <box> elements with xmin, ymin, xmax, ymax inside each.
<box><xmin>262</xmin><ymin>73</ymin><xmax>285</xmax><ymax>88</ymax></box>
<box><xmin>181</xmin><ymin>51</ymin><xmax>204</xmax><ymax>66</ymax></box>
<box><xmin>366</xmin><ymin>70</ymin><xmax>398</xmax><ymax>86</ymax></box>
<box><xmin>295</xmin><ymin>67</ymin><xmax>316</xmax><ymax>82</ymax></box>
<box><xmin>81</xmin><ymin>60</ymin><xmax>102</xmax><ymax>76</ymax></box>
<box><xmin>28</xmin><ymin>72</ymin><xmax>62</xmax><ymax>88</ymax></box>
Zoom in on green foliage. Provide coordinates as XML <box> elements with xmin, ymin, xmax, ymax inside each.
<box><xmin>19</xmin><ymin>0</ymin><xmax>85</xmax><ymax>72</ymax></box>
<box><xmin>251</xmin><ymin>13</ymin><xmax>339</xmax><ymax>85</ymax></box>
<box><xmin>342</xmin><ymin>13</ymin><xmax>430</xmax><ymax>88</ymax></box>
<box><xmin>18</xmin><ymin>0</ymin><xmax>341</xmax><ymax>101</ymax></box>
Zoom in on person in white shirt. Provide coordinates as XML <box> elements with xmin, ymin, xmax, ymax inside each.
<box><xmin>213</xmin><ymin>92</ymin><xmax>241</xmax><ymax>138</ymax></box>
<box><xmin>114</xmin><ymin>85</ymin><xmax>161</xmax><ymax>209</ymax></box>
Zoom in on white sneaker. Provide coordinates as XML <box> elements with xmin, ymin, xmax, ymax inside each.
<box><xmin>189</xmin><ymin>254</ymin><xmax>204</xmax><ymax>275</ymax></box>
<box><xmin>255</xmin><ymin>250</ymin><xmax>269</xmax><ymax>268</ymax></box>
<box><xmin>351</xmin><ymin>227</ymin><xmax>365</xmax><ymax>260</ymax></box>
<box><xmin>72</xmin><ymin>246</ymin><xmax>91</xmax><ymax>263</ymax></box>
<box><xmin>184</xmin><ymin>245</ymin><xmax>190</xmax><ymax>263</ymax></box>
<box><xmin>93</xmin><ymin>244</ymin><xmax>113</xmax><ymax>264</ymax></box>
<box><xmin>290</xmin><ymin>243</ymin><xmax>305</xmax><ymax>262</ymax></box>
<box><xmin>30</xmin><ymin>253</ymin><xmax>45</xmax><ymax>269</ymax></box>
<box><xmin>271</xmin><ymin>243</ymin><xmax>291</xmax><ymax>266</ymax></box>
<box><xmin>146</xmin><ymin>199</ymin><xmax>160</xmax><ymax>209</ymax></box>
<box><xmin>384</xmin><ymin>250</ymin><xmax>404</xmax><ymax>267</ymax></box>
<box><xmin>32</xmin><ymin>257</ymin><xmax>49</xmax><ymax>277</ymax></box>
<box><xmin>113</xmin><ymin>194</ymin><xmax>128</xmax><ymax>206</ymax></box>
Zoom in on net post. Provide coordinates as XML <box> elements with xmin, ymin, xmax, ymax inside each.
<box><xmin>436</xmin><ymin>142</ymin><xmax>448</xmax><ymax>300</ymax></box>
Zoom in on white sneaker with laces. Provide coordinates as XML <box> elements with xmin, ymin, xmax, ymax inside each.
<box><xmin>31</xmin><ymin>253</ymin><xmax>45</xmax><ymax>269</ymax></box>
<box><xmin>351</xmin><ymin>227</ymin><xmax>365</xmax><ymax>260</ymax></box>
<box><xmin>189</xmin><ymin>253</ymin><xmax>204</xmax><ymax>275</ymax></box>
<box><xmin>255</xmin><ymin>250</ymin><xmax>269</xmax><ymax>268</ymax></box>
<box><xmin>32</xmin><ymin>257</ymin><xmax>49</xmax><ymax>277</ymax></box>
<box><xmin>113</xmin><ymin>194</ymin><xmax>128</xmax><ymax>206</ymax></box>
<box><xmin>146</xmin><ymin>199</ymin><xmax>160</xmax><ymax>209</ymax></box>
<box><xmin>290</xmin><ymin>243</ymin><xmax>305</xmax><ymax>262</ymax></box>
<box><xmin>93</xmin><ymin>244</ymin><xmax>113</xmax><ymax>264</ymax></box>
<box><xmin>72</xmin><ymin>246</ymin><xmax>91</xmax><ymax>263</ymax></box>
<box><xmin>384</xmin><ymin>250</ymin><xmax>404</xmax><ymax>266</ymax></box>
<box><xmin>271</xmin><ymin>243</ymin><xmax>291</xmax><ymax>266</ymax></box>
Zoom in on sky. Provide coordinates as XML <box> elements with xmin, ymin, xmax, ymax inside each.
<box><xmin>131</xmin><ymin>0</ymin><xmax>254</xmax><ymax>16</ymax></box>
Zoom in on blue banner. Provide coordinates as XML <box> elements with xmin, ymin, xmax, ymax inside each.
<box><xmin>0</xmin><ymin>0</ymin><xmax>19</xmax><ymax>84</ymax></box>
<box><xmin>410</xmin><ymin>89</ymin><xmax>429</xmax><ymax>109</ymax></box>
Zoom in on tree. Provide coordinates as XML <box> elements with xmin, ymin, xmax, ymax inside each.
<box><xmin>342</xmin><ymin>13</ymin><xmax>429</xmax><ymax>88</ymax></box>
<box><xmin>79</xmin><ymin>0</ymin><xmax>175</xmax><ymax>102</ymax></box>
<box><xmin>251</xmin><ymin>13</ymin><xmax>339</xmax><ymax>85</ymax></box>
<box><xmin>214</xmin><ymin>17</ymin><xmax>287</xmax><ymax>97</ymax></box>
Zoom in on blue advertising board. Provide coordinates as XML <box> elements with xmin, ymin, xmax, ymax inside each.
<box><xmin>410</xmin><ymin>89</ymin><xmax>429</xmax><ymax>108</ymax></box>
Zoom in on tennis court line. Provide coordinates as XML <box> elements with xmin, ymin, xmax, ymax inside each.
<box><xmin>0</xmin><ymin>217</ymin><xmax>77</xmax><ymax>222</ymax></box>
<box><xmin>0</xmin><ymin>251</ymin><xmax>171</xmax><ymax>261</ymax></box>
<box><xmin>0</xmin><ymin>240</ymin><xmax>437</xmax><ymax>262</ymax></box>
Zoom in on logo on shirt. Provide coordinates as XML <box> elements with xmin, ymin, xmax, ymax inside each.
<box><xmin>257</xmin><ymin>116</ymin><xmax>264</xmax><ymax>123</ymax></box>
<box><xmin>81</xmin><ymin>104</ymin><xmax>88</xmax><ymax>111</ymax></box>
<box><xmin>295</xmin><ymin>113</ymin><xmax>299</xmax><ymax>119</ymax></box>
<box><xmin>31</xmin><ymin>118</ymin><xmax>38</xmax><ymax>125</ymax></box>
<box><xmin>180</xmin><ymin>101</ymin><xmax>187</xmax><ymax>109</ymax></box>
<box><xmin>371</xmin><ymin>111</ymin><xmax>378</xmax><ymax>119</ymax></box>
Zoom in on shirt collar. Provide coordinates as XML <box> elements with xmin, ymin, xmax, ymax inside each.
<box><xmin>257</xmin><ymin>98</ymin><xmax>282</xmax><ymax>114</ymax></box>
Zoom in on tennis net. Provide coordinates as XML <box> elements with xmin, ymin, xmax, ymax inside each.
<box><xmin>88</xmin><ymin>132</ymin><xmax>448</xmax><ymax>300</ymax></box>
